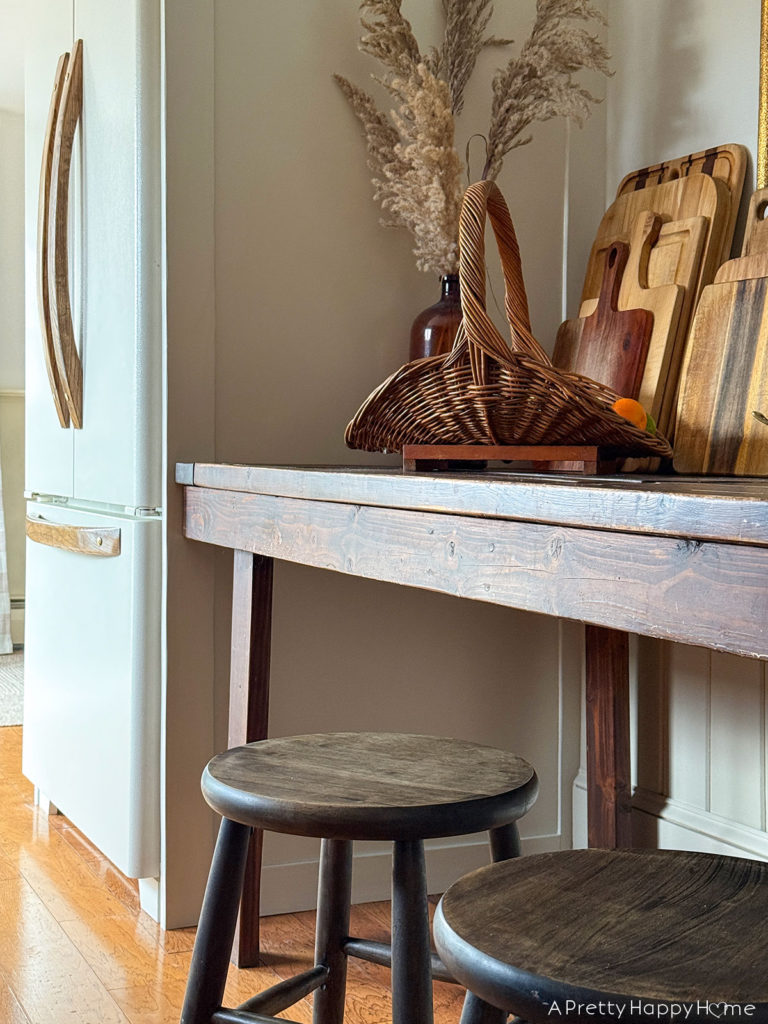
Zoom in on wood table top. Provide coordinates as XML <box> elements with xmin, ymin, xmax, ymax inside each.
<box><xmin>176</xmin><ymin>463</ymin><xmax>768</xmax><ymax>547</ymax></box>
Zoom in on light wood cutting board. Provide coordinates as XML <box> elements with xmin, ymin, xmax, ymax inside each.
<box><xmin>615</xmin><ymin>143</ymin><xmax>747</xmax><ymax>254</ymax></box>
<box><xmin>675</xmin><ymin>186</ymin><xmax>768</xmax><ymax>475</ymax></box>
<box><xmin>581</xmin><ymin>173</ymin><xmax>731</xmax><ymax>306</ymax></box>
<box><xmin>713</xmin><ymin>188</ymin><xmax>768</xmax><ymax>284</ymax></box>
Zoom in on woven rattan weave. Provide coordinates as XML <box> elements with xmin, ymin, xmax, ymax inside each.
<box><xmin>345</xmin><ymin>180</ymin><xmax>672</xmax><ymax>459</ymax></box>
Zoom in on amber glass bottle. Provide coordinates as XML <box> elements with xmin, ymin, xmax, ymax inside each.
<box><xmin>408</xmin><ymin>274</ymin><xmax>462</xmax><ymax>361</ymax></box>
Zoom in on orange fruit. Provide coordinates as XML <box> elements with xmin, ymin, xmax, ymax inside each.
<box><xmin>612</xmin><ymin>397</ymin><xmax>648</xmax><ymax>430</ymax></box>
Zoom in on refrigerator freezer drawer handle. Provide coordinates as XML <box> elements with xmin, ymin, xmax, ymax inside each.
<box><xmin>36</xmin><ymin>51</ymin><xmax>71</xmax><ymax>428</ymax></box>
<box><xmin>26</xmin><ymin>515</ymin><xmax>121</xmax><ymax>558</ymax></box>
<box><xmin>48</xmin><ymin>38</ymin><xmax>84</xmax><ymax>429</ymax></box>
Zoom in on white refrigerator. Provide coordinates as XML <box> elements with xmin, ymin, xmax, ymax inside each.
<box><xmin>23</xmin><ymin>0</ymin><xmax>164</xmax><ymax>893</ymax></box>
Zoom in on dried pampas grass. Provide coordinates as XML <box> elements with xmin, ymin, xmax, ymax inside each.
<box><xmin>335</xmin><ymin>0</ymin><xmax>610</xmax><ymax>275</ymax></box>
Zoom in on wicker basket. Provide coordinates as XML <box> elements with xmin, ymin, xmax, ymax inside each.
<box><xmin>345</xmin><ymin>180</ymin><xmax>672</xmax><ymax>459</ymax></box>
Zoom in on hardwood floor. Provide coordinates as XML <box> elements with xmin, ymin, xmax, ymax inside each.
<box><xmin>0</xmin><ymin>726</ymin><xmax>467</xmax><ymax>1023</ymax></box>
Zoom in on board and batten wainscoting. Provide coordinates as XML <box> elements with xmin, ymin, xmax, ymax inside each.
<box><xmin>564</xmin><ymin>0</ymin><xmax>768</xmax><ymax>865</ymax></box>
<box><xmin>573</xmin><ymin>636</ymin><xmax>768</xmax><ymax>858</ymax></box>
<box><xmin>0</xmin><ymin>390</ymin><xmax>24</xmax><ymax>645</ymax></box>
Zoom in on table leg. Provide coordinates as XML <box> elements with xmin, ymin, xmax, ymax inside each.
<box><xmin>228</xmin><ymin>549</ymin><xmax>274</xmax><ymax>967</ymax></box>
<box><xmin>585</xmin><ymin>624</ymin><xmax>632</xmax><ymax>849</ymax></box>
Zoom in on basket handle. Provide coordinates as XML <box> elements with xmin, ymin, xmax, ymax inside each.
<box><xmin>454</xmin><ymin>180</ymin><xmax>551</xmax><ymax>382</ymax></box>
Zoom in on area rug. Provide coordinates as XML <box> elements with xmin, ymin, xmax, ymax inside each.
<box><xmin>0</xmin><ymin>651</ymin><xmax>23</xmax><ymax>726</ymax></box>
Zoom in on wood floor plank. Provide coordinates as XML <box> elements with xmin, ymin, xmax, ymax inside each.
<box><xmin>56</xmin><ymin>826</ymin><xmax>143</xmax><ymax>914</ymax></box>
<box><xmin>137</xmin><ymin>916</ymin><xmax>197</xmax><ymax>954</ymax></box>
<box><xmin>14</xmin><ymin>827</ymin><xmax>134</xmax><ymax>923</ymax></box>
<box><xmin>0</xmin><ymin>877</ymin><xmax>130</xmax><ymax>1024</ymax></box>
<box><xmin>0</xmin><ymin>850</ymin><xmax>17</xmax><ymax>881</ymax></box>
<box><xmin>60</xmin><ymin>913</ymin><xmax>192</xmax><ymax>991</ymax></box>
<box><xmin>0</xmin><ymin>973</ymin><xmax>32</xmax><ymax>1024</ymax></box>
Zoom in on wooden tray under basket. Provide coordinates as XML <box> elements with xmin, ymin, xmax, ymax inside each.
<box><xmin>402</xmin><ymin>444</ymin><xmax>670</xmax><ymax>475</ymax></box>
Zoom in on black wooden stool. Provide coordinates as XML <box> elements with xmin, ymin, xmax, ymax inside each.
<box><xmin>434</xmin><ymin>848</ymin><xmax>768</xmax><ymax>1024</ymax></box>
<box><xmin>180</xmin><ymin>732</ymin><xmax>538</xmax><ymax>1024</ymax></box>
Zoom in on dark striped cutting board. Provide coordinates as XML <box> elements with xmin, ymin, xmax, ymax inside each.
<box><xmin>674</xmin><ymin>187</ymin><xmax>768</xmax><ymax>474</ymax></box>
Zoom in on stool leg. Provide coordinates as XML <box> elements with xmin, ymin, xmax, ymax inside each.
<box><xmin>458</xmin><ymin>822</ymin><xmax>522</xmax><ymax>1024</ymax></box>
<box><xmin>312</xmin><ymin>839</ymin><xmax>353</xmax><ymax>1024</ymax></box>
<box><xmin>460</xmin><ymin>997</ymin><xmax>512</xmax><ymax>1023</ymax></box>
<box><xmin>181</xmin><ymin>818</ymin><xmax>252</xmax><ymax>1024</ymax></box>
<box><xmin>391</xmin><ymin>840</ymin><xmax>433</xmax><ymax>1024</ymax></box>
<box><xmin>489</xmin><ymin>821</ymin><xmax>521</xmax><ymax>862</ymax></box>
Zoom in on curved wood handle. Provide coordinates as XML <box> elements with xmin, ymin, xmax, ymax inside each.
<box><xmin>48</xmin><ymin>38</ymin><xmax>84</xmax><ymax>429</ymax></box>
<box><xmin>26</xmin><ymin>514</ymin><xmax>121</xmax><ymax>557</ymax></box>
<box><xmin>37</xmin><ymin>52</ymin><xmax>70</xmax><ymax>428</ymax></box>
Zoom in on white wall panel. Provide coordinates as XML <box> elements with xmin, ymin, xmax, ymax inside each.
<box><xmin>709</xmin><ymin>653</ymin><xmax>765</xmax><ymax>830</ymax></box>
<box><xmin>635</xmin><ymin>635</ymin><xmax>666</xmax><ymax>796</ymax></box>
<box><xmin>664</xmin><ymin>643</ymin><xmax>711</xmax><ymax>811</ymax></box>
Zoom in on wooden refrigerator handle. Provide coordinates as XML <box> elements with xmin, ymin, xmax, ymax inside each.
<box><xmin>48</xmin><ymin>38</ymin><xmax>84</xmax><ymax>429</ymax></box>
<box><xmin>26</xmin><ymin>515</ymin><xmax>121</xmax><ymax>557</ymax></box>
<box><xmin>36</xmin><ymin>51</ymin><xmax>71</xmax><ymax>428</ymax></box>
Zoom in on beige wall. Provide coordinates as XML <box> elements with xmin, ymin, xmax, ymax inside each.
<box><xmin>572</xmin><ymin>0</ymin><xmax>768</xmax><ymax>855</ymax></box>
<box><xmin>210</xmin><ymin>0</ymin><xmax>603</xmax><ymax>909</ymax></box>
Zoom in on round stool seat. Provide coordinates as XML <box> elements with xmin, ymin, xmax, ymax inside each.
<box><xmin>202</xmin><ymin>731</ymin><xmax>538</xmax><ymax>841</ymax></box>
<box><xmin>434</xmin><ymin>848</ymin><xmax>768</xmax><ymax>1023</ymax></box>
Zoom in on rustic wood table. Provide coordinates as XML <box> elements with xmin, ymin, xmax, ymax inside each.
<box><xmin>176</xmin><ymin>462</ymin><xmax>768</xmax><ymax>966</ymax></box>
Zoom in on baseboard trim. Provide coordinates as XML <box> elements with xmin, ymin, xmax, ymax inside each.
<box><xmin>10</xmin><ymin>603</ymin><xmax>24</xmax><ymax>647</ymax></box>
<box><xmin>259</xmin><ymin>832</ymin><xmax>563</xmax><ymax>917</ymax></box>
<box><xmin>573</xmin><ymin>771</ymin><xmax>768</xmax><ymax>860</ymax></box>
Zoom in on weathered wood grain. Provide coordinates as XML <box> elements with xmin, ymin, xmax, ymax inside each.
<box><xmin>176</xmin><ymin>463</ymin><xmax>768</xmax><ymax>547</ymax></box>
<box><xmin>183</xmin><ymin>486</ymin><xmax>768</xmax><ymax>658</ymax></box>
<box><xmin>434</xmin><ymin>849</ymin><xmax>768</xmax><ymax>1015</ymax></box>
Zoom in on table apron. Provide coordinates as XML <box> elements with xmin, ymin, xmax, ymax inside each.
<box><xmin>184</xmin><ymin>486</ymin><xmax>768</xmax><ymax>659</ymax></box>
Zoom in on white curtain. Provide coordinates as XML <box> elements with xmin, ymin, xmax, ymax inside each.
<box><xmin>0</xmin><ymin>455</ymin><xmax>13</xmax><ymax>654</ymax></box>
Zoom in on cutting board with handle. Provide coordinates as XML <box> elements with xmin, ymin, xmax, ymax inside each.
<box><xmin>713</xmin><ymin>187</ymin><xmax>768</xmax><ymax>284</ymax></box>
<box><xmin>581</xmin><ymin>214</ymin><xmax>708</xmax><ymax>446</ymax></box>
<box><xmin>579</xmin><ymin>212</ymin><xmax>685</xmax><ymax>423</ymax></box>
<box><xmin>553</xmin><ymin>241</ymin><xmax>654</xmax><ymax>397</ymax></box>
<box><xmin>581</xmin><ymin>173</ymin><xmax>731</xmax><ymax>307</ymax></box>
<box><xmin>675</xmin><ymin>186</ymin><xmax>768</xmax><ymax>474</ymax></box>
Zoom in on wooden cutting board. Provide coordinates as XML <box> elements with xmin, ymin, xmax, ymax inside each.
<box><xmin>615</xmin><ymin>143</ymin><xmax>747</xmax><ymax>254</ymax></box>
<box><xmin>675</xmin><ymin>187</ymin><xmax>768</xmax><ymax>475</ymax></box>
<box><xmin>579</xmin><ymin>212</ymin><xmax>686</xmax><ymax>424</ymax></box>
<box><xmin>553</xmin><ymin>241</ymin><xmax>654</xmax><ymax>396</ymax></box>
<box><xmin>581</xmin><ymin>173</ymin><xmax>731</xmax><ymax>306</ymax></box>
<box><xmin>713</xmin><ymin>187</ymin><xmax>768</xmax><ymax>284</ymax></box>
<box><xmin>581</xmin><ymin>214</ymin><xmax>708</xmax><ymax>437</ymax></box>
